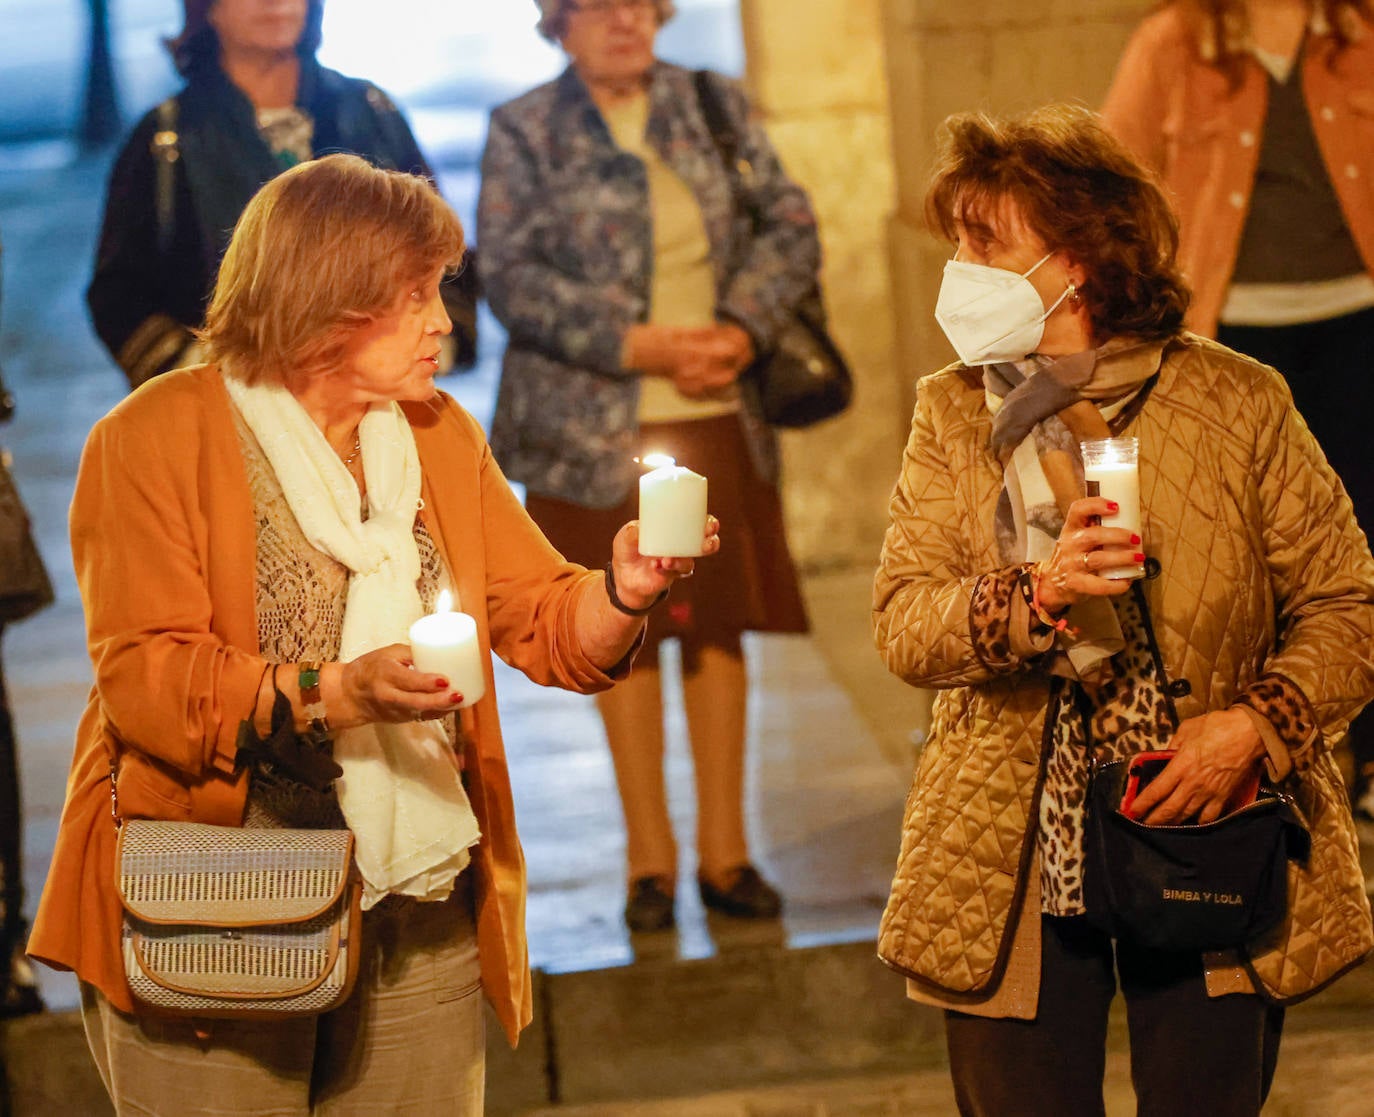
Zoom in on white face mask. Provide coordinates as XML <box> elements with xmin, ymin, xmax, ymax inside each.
<box><xmin>934</xmin><ymin>253</ymin><xmax>1073</xmax><ymax>366</ymax></box>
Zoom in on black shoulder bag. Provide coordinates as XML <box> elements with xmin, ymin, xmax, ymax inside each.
<box><xmin>692</xmin><ymin>71</ymin><xmax>852</xmax><ymax>429</ymax></box>
<box><xmin>1083</xmin><ymin>680</ymin><xmax>1311</xmax><ymax>952</ymax></box>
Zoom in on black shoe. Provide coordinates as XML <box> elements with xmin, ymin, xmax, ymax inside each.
<box><xmin>698</xmin><ymin>865</ymin><xmax>783</xmax><ymax>919</ymax></box>
<box><xmin>625</xmin><ymin>875</ymin><xmax>676</xmax><ymax>932</ymax></box>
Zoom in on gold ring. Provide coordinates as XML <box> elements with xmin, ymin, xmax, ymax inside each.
<box><xmin>1079</xmin><ymin>552</ymin><xmax>1091</xmax><ymax>573</ymax></box>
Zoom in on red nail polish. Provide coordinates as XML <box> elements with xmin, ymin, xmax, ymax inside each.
<box><xmin>449</xmin><ymin>692</ymin><xmax>463</xmax><ymax>705</ymax></box>
<box><xmin>1130</xmin><ymin>534</ymin><xmax>1140</xmax><ymax>545</ymax></box>
<box><xmin>1134</xmin><ymin>552</ymin><xmax>1146</xmax><ymax>563</ymax></box>
<box><xmin>435</xmin><ymin>678</ymin><xmax>450</xmax><ymax>690</ymax></box>
<box><xmin>1107</xmin><ymin>501</ymin><xmax>1120</xmax><ymax>512</ymax></box>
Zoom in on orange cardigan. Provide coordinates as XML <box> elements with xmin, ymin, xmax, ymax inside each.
<box><xmin>1101</xmin><ymin>7</ymin><xmax>1374</xmax><ymax>336</ymax></box>
<box><xmin>29</xmin><ymin>365</ymin><xmax>620</xmax><ymax>1045</ymax></box>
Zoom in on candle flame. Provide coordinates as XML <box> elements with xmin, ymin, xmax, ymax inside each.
<box><xmin>435</xmin><ymin>589</ymin><xmax>453</xmax><ymax>613</ymax></box>
<box><xmin>638</xmin><ymin>452</ymin><xmax>676</xmax><ymax>469</ymax></box>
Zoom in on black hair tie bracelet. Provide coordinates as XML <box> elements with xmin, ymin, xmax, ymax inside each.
<box><xmin>604</xmin><ymin>562</ymin><xmax>668</xmax><ymax>617</ymax></box>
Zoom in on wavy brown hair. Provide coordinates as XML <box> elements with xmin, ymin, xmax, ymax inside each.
<box><xmin>1173</xmin><ymin>0</ymin><xmax>1373</xmax><ymax>84</ymax></box>
<box><xmin>925</xmin><ymin>104</ymin><xmax>1190</xmax><ymax>343</ymax></box>
<box><xmin>201</xmin><ymin>154</ymin><xmax>465</xmax><ymax>388</ymax></box>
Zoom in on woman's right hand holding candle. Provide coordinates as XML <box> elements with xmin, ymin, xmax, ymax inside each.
<box><xmin>319</xmin><ymin>645</ymin><xmax>466</xmax><ymax>729</ymax></box>
<box><xmin>1035</xmin><ymin>498</ymin><xmax>1146</xmax><ymax>615</ymax></box>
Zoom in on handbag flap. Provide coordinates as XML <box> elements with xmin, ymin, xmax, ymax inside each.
<box><xmin>116</xmin><ymin>821</ymin><xmax>355</xmax><ymax>926</ymax></box>
<box><xmin>125</xmin><ymin>905</ymin><xmax>351</xmax><ymax>1003</ymax></box>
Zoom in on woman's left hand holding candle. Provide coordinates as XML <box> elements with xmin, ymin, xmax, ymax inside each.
<box><xmin>572</xmin><ymin>516</ymin><xmax>720</xmax><ymax>673</ymax></box>
<box><xmin>612</xmin><ymin>514</ymin><xmax>721</xmax><ymax>609</ymax></box>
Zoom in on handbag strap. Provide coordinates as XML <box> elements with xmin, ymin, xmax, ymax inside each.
<box><xmin>151</xmin><ymin>96</ymin><xmax>181</xmax><ymax>256</ymax></box>
<box><xmin>692</xmin><ymin>70</ymin><xmax>758</xmax><ymax>226</ymax></box>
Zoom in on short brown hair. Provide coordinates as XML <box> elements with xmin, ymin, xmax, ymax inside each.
<box><xmin>925</xmin><ymin>103</ymin><xmax>1190</xmax><ymax>343</ymax></box>
<box><xmin>535</xmin><ymin>0</ymin><xmax>675</xmax><ymax>41</ymax></box>
<box><xmin>201</xmin><ymin>154</ymin><xmax>465</xmax><ymax>388</ymax></box>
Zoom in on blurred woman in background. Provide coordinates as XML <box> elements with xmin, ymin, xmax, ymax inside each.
<box><xmin>87</xmin><ymin>0</ymin><xmax>477</xmax><ymax>390</ymax></box>
<box><xmin>478</xmin><ymin>0</ymin><xmax>823</xmax><ymax>932</ymax></box>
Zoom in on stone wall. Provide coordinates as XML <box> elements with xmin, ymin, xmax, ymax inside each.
<box><xmin>737</xmin><ymin>0</ymin><xmax>903</xmax><ymax>571</ymax></box>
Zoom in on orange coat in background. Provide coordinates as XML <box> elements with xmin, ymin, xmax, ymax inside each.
<box><xmin>29</xmin><ymin>365</ymin><xmax>622</xmax><ymax>1045</ymax></box>
<box><xmin>1101</xmin><ymin>6</ymin><xmax>1374</xmax><ymax>337</ymax></box>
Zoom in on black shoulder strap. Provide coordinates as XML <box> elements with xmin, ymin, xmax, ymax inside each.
<box><xmin>692</xmin><ymin>69</ymin><xmax>747</xmax><ymax>185</ymax></box>
<box><xmin>151</xmin><ymin>96</ymin><xmax>181</xmax><ymax>254</ymax></box>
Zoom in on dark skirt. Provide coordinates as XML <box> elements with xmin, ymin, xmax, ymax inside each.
<box><xmin>525</xmin><ymin>414</ymin><xmax>809</xmax><ymax>665</ymax></box>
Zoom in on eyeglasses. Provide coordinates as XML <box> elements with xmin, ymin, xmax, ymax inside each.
<box><xmin>567</xmin><ymin>0</ymin><xmax>656</xmax><ymax>20</ymax></box>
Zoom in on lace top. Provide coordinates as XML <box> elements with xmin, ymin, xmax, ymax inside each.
<box><xmin>232</xmin><ymin>409</ymin><xmax>458</xmax><ymax>829</ymax></box>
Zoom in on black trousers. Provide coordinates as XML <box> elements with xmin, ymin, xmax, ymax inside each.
<box><xmin>945</xmin><ymin>916</ymin><xmax>1284</xmax><ymax>1117</ymax></box>
<box><xmin>1218</xmin><ymin>307</ymin><xmax>1374</xmax><ymax>781</ymax></box>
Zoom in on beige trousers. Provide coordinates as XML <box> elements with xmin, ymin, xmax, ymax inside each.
<box><xmin>83</xmin><ymin>875</ymin><xmax>485</xmax><ymax>1116</ymax></box>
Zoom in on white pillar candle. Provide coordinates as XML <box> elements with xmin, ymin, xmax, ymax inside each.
<box><xmin>408</xmin><ymin>591</ymin><xmax>487</xmax><ymax>708</ymax></box>
<box><xmin>637</xmin><ymin>455</ymin><xmax>708</xmax><ymax>557</ymax></box>
<box><xmin>1081</xmin><ymin>437</ymin><xmax>1144</xmax><ymax>580</ymax></box>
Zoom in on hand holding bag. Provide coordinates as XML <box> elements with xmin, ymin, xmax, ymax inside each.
<box><xmin>693</xmin><ymin>71</ymin><xmax>853</xmax><ymax>429</ymax></box>
<box><xmin>1083</xmin><ymin>753</ymin><xmax>1311</xmax><ymax>952</ymax></box>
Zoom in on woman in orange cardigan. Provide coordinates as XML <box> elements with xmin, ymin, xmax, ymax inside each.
<box><xmin>30</xmin><ymin>153</ymin><xmax>713</xmax><ymax>1116</ymax></box>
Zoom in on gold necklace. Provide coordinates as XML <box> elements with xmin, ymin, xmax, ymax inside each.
<box><xmin>342</xmin><ymin>434</ymin><xmax>362</xmax><ymax>468</ymax></box>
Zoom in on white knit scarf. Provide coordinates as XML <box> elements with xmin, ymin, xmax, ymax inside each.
<box><xmin>224</xmin><ymin>372</ymin><xmax>481</xmax><ymax>909</ymax></box>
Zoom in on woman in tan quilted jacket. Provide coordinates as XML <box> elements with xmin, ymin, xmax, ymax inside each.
<box><xmin>874</xmin><ymin>103</ymin><xmax>1374</xmax><ymax>1117</ymax></box>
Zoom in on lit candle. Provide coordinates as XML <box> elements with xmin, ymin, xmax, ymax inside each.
<box><xmin>637</xmin><ymin>453</ymin><xmax>708</xmax><ymax>557</ymax></box>
<box><xmin>407</xmin><ymin>590</ymin><xmax>487</xmax><ymax>708</ymax></box>
<box><xmin>1081</xmin><ymin>437</ymin><xmax>1144</xmax><ymax>580</ymax></box>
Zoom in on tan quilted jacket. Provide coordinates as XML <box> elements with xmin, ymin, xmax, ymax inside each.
<box><xmin>874</xmin><ymin>334</ymin><xmax>1374</xmax><ymax>1008</ymax></box>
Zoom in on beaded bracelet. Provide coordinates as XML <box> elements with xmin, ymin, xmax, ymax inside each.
<box><xmin>298</xmin><ymin>660</ymin><xmax>332</xmax><ymax>746</ymax></box>
<box><xmin>604</xmin><ymin>563</ymin><xmax>668</xmax><ymax>617</ymax></box>
<box><xmin>1028</xmin><ymin>562</ymin><xmax>1077</xmax><ymax>636</ymax></box>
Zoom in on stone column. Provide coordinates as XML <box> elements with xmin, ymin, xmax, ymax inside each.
<box><xmin>882</xmin><ymin>0</ymin><xmax>1153</xmax><ymax>422</ymax></box>
<box><xmin>737</xmin><ymin>0</ymin><xmax>903</xmax><ymax>571</ymax></box>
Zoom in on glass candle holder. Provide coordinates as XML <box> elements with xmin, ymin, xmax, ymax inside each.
<box><xmin>1081</xmin><ymin>436</ymin><xmax>1144</xmax><ymax>580</ymax></box>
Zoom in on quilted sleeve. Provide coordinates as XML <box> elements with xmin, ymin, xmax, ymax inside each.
<box><xmin>1246</xmin><ymin>382</ymin><xmax>1374</xmax><ymax>768</ymax></box>
<box><xmin>873</xmin><ymin>382</ymin><xmax>1052</xmax><ymax>688</ymax></box>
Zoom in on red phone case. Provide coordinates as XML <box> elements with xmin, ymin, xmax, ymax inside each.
<box><xmin>1119</xmin><ymin>748</ymin><xmax>1262</xmax><ymax>819</ymax></box>
<box><xmin>1120</xmin><ymin>749</ymin><xmax>1176</xmax><ymax>815</ymax></box>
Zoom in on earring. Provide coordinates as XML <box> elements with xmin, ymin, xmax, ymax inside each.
<box><xmin>1068</xmin><ymin>283</ymin><xmax>1082</xmax><ymax>306</ymax></box>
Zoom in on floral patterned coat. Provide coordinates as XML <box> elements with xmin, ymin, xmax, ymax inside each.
<box><xmin>477</xmin><ymin>62</ymin><xmax>821</xmax><ymax>507</ymax></box>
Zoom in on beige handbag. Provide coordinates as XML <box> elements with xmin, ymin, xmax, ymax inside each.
<box><xmin>115</xmin><ymin>820</ymin><xmax>363</xmax><ymax>1018</ymax></box>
